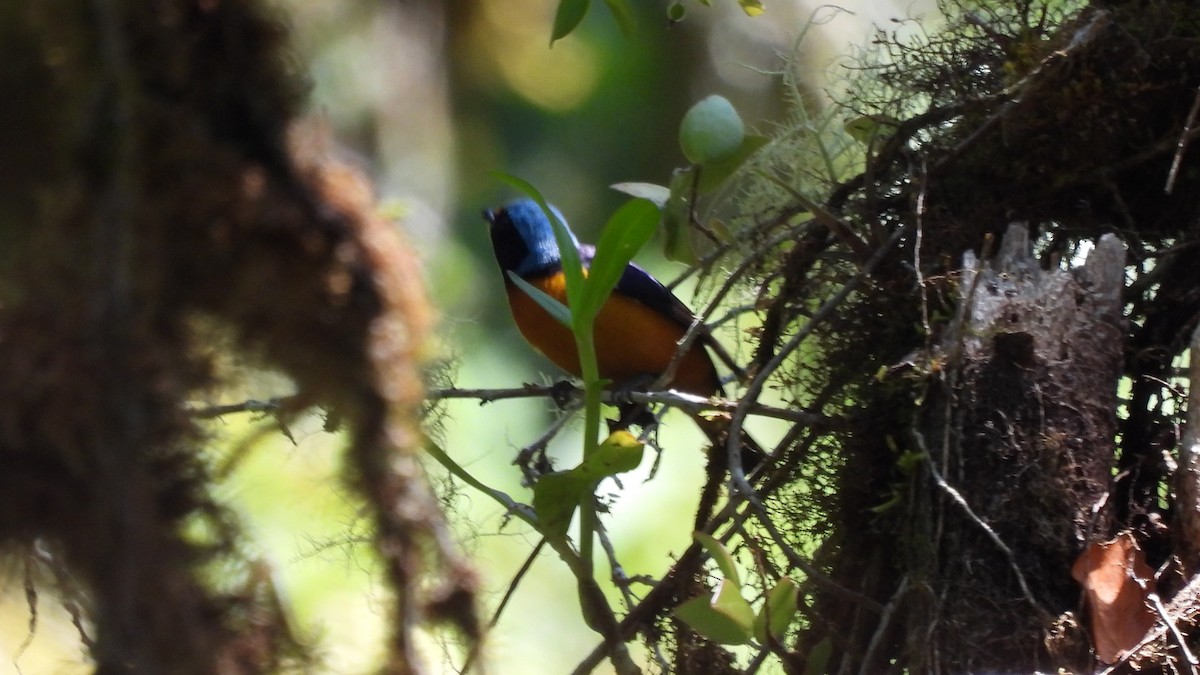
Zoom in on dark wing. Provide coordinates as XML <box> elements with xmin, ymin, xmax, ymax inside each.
<box><xmin>579</xmin><ymin>244</ymin><xmax>712</xmax><ymax>342</ymax></box>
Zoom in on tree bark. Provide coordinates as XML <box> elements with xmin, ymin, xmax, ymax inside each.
<box><xmin>904</xmin><ymin>224</ymin><xmax>1126</xmax><ymax>672</ymax></box>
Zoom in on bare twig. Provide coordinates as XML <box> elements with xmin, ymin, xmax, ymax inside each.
<box><xmin>596</xmin><ymin>520</ymin><xmax>638</xmax><ymax>610</ymax></box>
<box><xmin>13</xmin><ymin>554</ymin><xmax>37</xmax><ymax>674</ymax></box>
<box><xmin>428</xmin><ymin>384</ymin><xmax>837</xmax><ymax>427</ymax></box>
<box><xmin>857</xmin><ymin>576</ymin><xmax>909</xmax><ymax>675</ymax></box>
<box><xmin>749</xmin><ymin>502</ymin><xmax>885</xmax><ymax>613</ymax></box>
<box><xmin>1166</xmin><ymin>87</ymin><xmax>1200</xmax><ymax>195</ymax></box>
<box><xmin>423</xmin><ymin>438</ymin><xmax>637</xmax><ymax>673</ymax></box>
<box><xmin>427</xmin><ymin>383</ymin><xmax>571</xmax><ymax>405</ymax></box>
<box><xmin>460</xmin><ymin>538</ymin><xmax>548</xmax><ymax>673</ymax></box>
<box><xmin>423</xmin><ymin>437</ymin><xmax>538</xmax><ymax>525</ymax></box>
<box><xmin>727</xmin><ymin>222</ymin><xmax>910</xmax><ymax>496</ymax></box>
<box><xmin>1148</xmin><ymin>588</ymin><xmax>1200</xmax><ymax>673</ymax></box>
<box><xmin>1102</xmin><ymin>573</ymin><xmax>1200</xmax><ymax>673</ymax></box>
<box><xmin>914</xmin><ymin>430</ymin><xmax>1050</xmax><ymax>621</ymax></box>
<box><xmin>1176</xmin><ymin>322</ymin><xmax>1200</xmax><ymax>571</ymax></box>
<box><xmin>515</xmin><ymin>401</ymin><xmax>580</xmax><ymax>484</ymax></box>
<box><xmin>187</xmin><ymin>396</ymin><xmax>295</xmax><ymax>419</ymax></box>
<box><xmin>655</xmin><ymin>226</ymin><xmax>807</xmax><ymax>392</ymax></box>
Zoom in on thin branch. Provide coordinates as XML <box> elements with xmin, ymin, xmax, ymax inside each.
<box><xmin>749</xmin><ymin>502</ymin><xmax>885</xmax><ymax>613</ymax></box>
<box><xmin>514</xmin><ymin>403</ymin><xmax>579</xmax><ymax>484</ymax></box>
<box><xmin>428</xmin><ymin>384</ymin><xmax>838</xmax><ymax>427</ymax></box>
<box><xmin>1166</xmin><ymin>86</ymin><xmax>1200</xmax><ymax>195</ymax></box>
<box><xmin>1175</xmin><ymin>322</ymin><xmax>1200</xmax><ymax>570</ymax></box>
<box><xmin>727</xmin><ymin>221</ymin><xmax>910</xmax><ymax>496</ymax></box>
<box><xmin>657</xmin><ymin>224</ymin><xmax>812</xmax><ymax>391</ymax></box>
<box><xmin>1103</xmin><ymin>572</ymin><xmax>1200</xmax><ymax>673</ymax></box>
<box><xmin>187</xmin><ymin>396</ymin><xmax>296</xmax><ymax>419</ymax></box>
<box><xmin>427</xmin><ymin>383</ymin><xmax>570</xmax><ymax>405</ymax></box>
<box><xmin>913</xmin><ymin>430</ymin><xmax>1051</xmax><ymax>621</ymax></box>
<box><xmin>423</xmin><ymin>437</ymin><xmax>538</xmax><ymax>526</ymax></box>
<box><xmin>858</xmin><ymin>576</ymin><xmax>909</xmax><ymax>675</ymax></box>
<box><xmin>1148</xmin><ymin>589</ymin><xmax>1200</xmax><ymax>673</ymax></box>
<box><xmin>596</xmin><ymin>520</ymin><xmax>638</xmax><ymax>610</ymax></box>
<box><xmin>492</xmin><ymin>539</ymin><xmax>547</xmax><ymax>629</ymax></box>
<box><xmin>460</xmin><ymin>538</ymin><xmax>548</xmax><ymax>673</ymax></box>
<box><xmin>423</xmin><ymin>437</ymin><xmax>637</xmax><ymax>673</ymax></box>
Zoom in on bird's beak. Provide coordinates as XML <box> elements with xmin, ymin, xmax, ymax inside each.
<box><xmin>482</xmin><ymin>208</ymin><xmax>496</xmax><ymax>226</ymax></box>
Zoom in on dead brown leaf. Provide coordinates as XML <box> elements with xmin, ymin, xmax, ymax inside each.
<box><xmin>1071</xmin><ymin>532</ymin><xmax>1157</xmax><ymax>663</ymax></box>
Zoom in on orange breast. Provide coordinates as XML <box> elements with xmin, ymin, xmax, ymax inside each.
<box><xmin>506</xmin><ymin>273</ymin><xmax>719</xmax><ymax>397</ymax></box>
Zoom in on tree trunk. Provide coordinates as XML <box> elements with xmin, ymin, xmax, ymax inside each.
<box><xmin>904</xmin><ymin>224</ymin><xmax>1126</xmax><ymax>672</ymax></box>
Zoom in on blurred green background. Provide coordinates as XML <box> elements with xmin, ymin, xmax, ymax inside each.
<box><xmin>0</xmin><ymin>1</ymin><xmax>934</xmax><ymax>673</ymax></box>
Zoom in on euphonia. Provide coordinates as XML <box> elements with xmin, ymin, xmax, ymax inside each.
<box><xmin>483</xmin><ymin>198</ymin><xmax>760</xmax><ymax>468</ymax></box>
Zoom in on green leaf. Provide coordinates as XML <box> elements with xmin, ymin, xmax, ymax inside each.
<box><xmin>578</xmin><ymin>198</ymin><xmax>659</xmax><ymax>322</ymax></box>
<box><xmin>531</xmin><ymin>431</ymin><xmax>643</xmax><ymax>539</ymax></box>
<box><xmin>696</xmin><ymin>134</ymin><xmax>769</xmax><ymax>194</ymax></box>
<box><xmin>804</xmin><ymin>637</ymin><xmax>834</xmax><ymax>675</ymax></box>
<box><xmin>507</xmin><ymin>270</ymin><xmax>572</xmax><ymax>327</ymax></box>
<box><xmin>602</xmin><ymin>0</ymin><xmax>636</xmax><ymax>35</ymax></box>
<box><xmin>551</xmin><ymin>0</ymin><xmax>590</xmax><ymax>44</ymax></box>
<box><xmin>610</xmin><ymin>182</ymin><xmax>671</xmax><ymax>206</ymax></box>
<box><xmin>533</xmin><ymin>471</ymin><xmax>586</xmax><ymax>538</ymax></box>
<box><xmin>738</xmin><ymin>0</ymin><xmax>765</xmax><ymax>16</ymax></box>
<box><xmin>896</xmin><ymin>449</ymin><xmax>925</xmax><ymax>473</ymax></box>
<box><xmin>844</xmin><ymin>114</ymin><xmax>900</xmax><ymax>146</ymax></box>
<box><xmin>492</xmin><ymin>172</ymin><xmax>586</xmax><ymax>314</ymax></box>
<box><xmin>422</xmin><ymin>435</ymin><xmax>537</xmax><ymax>527</ymax></box>
<box><xmin>662</xmin><ymin>169</ymin><xmax>697</xmax><ymax>264</ymax></box>
<box><xmin>680</xmin><ymin>95</ymin><xmax>745</xmax><ymax>165</ymax></box>
<box><xmin>674</xmin><ymin>579</ymin><xmax>755</xmax><ymax>645</ymax></box>
<box><xmin>693</xmin><ymin>531</ymin><xmax>740</xmax><ymax>587</ymax></box>
<box><xmin>707</xmin><ymin>217</ymin><xmax>735</xmax><ymax>243</ymax></box>
<box><xmin>576</xmin><ymin>430</ymin><xmax>644</xmax><ymax>481</ymax></box>
<box><xmin>868</xmin><ymin>488</ymin><xmax>903</xmax><ymax>514</ymax></box>
<box><xmin>667</xmin><ymin>1</ymin><xmax>686</xmax><ymax>21</ymax></box>
<box><xmin>753</xmin><ymin>576</ymin><xmax>799</xmax><ymax>644</ymax></box>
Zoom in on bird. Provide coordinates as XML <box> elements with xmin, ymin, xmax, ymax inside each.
<box><xmin>483</xmin><ymin>197</ymin><xmax>761</xmax><ymax>471</ymax></box>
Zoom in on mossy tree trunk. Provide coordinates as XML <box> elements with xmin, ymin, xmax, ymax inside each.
<box><xmin>901</xmin><ymin>226</ymin><xmax>1125</xmax><ymax>672</ymax></box>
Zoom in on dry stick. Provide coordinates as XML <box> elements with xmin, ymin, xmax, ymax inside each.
<box><xmin>187</xmin><ymin>396</ymin><xmax>296</xmax><ymax>418</ymax></box>
<box><xmin>426</xmin><ymin>438</ymin><xmax>637</xmax><ymax>673</ymax></box>
<box><xmin>595</xmin><ymin>519</ymin><xmax>672</xmax><ymax>671</ymax></box>
<box><xmin>1146</xmin><ymin>587</ymin><xmax>1200</xmax><ymax>673</ymax></box>
<box><xmin>749</xmin><ymin>504</ymin><xmax>885</xmax><ymax>612</ymax></box>
<box><xmin>1176</xmin><ymin>322</ymin><xmax>1200</xmax><ymax>569</ymax></box>
<box><xmin>857</xmin><ymin>576</ymin><xmax>910</xmax><ymax>675</ymax></box>
<box><xmin>427</xmin><ymin>383</ymin><xmax>567</xmax><ymax>404</ymax></box>
<box><xmin>571</xmin><ymin>488</ymin><xmax>884</xmax><ymax>674</ymax></box>
<box><xmin>596</xmin><ymin>520</ymin><xmax>638</xmax><ymax>610</ymax></box>
<box><xmin>1101</xmin><ymin>573</ymin><xmax>1200</xmax><ymax>674</ymax></box>
<box><xmin>655</xmin><ymin>226</ymin><xmax>815</xmax><ymax>392</ymax></box>
<box><xmin>428</xmin><ymin>385</ymin><xmax>835</xmax><ymax>427</ymax></box>
<box><xmin>913</xmin><ymin>430</ymin><xmax>1051</xmax><ymax>621</ymax></box>
<box><xmin>515</xmin><ymin>401</ymin><xmax>581</xmax><ymax>485</ymax></box>
<box><xmin>459</xmin><ymin>538</ymin><xmax>548</xmax><ymax>673</ymax></box>
<box><xmin>726</xmin><ymin>223</ymin><xmax>910</xmax><ymax>497</ymax></box>
<box><xmin>914</xmin><ymin>159</ymin><xmax>932</xmax><ymax>355</ymax></box>
<box><xmin>490</xmin><ymin>539</ymin><xmax>548</xmax><ymax>629</ymax></box>
<box><xmin>1166</xmin><ymin>86</ymin><xmax>1200</xmax><ymax>195</ymax></box>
